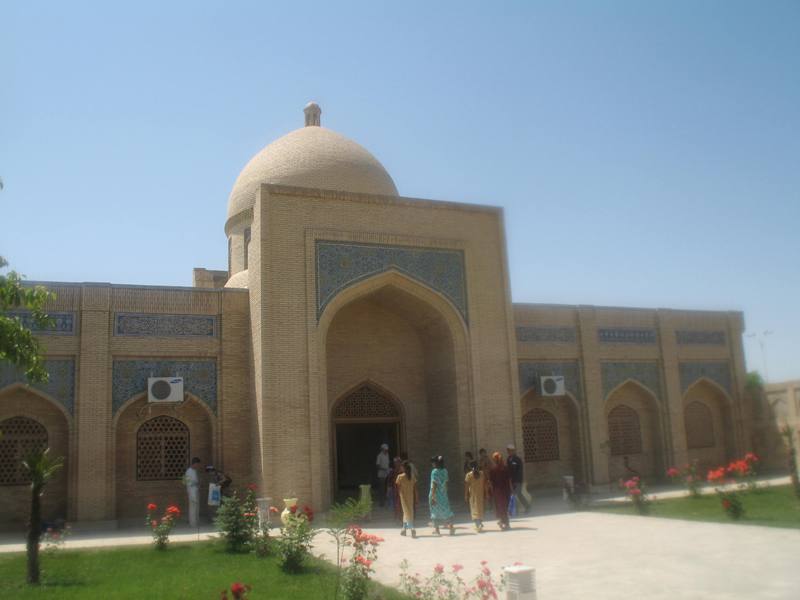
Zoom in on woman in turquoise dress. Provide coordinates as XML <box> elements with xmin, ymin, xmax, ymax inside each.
<box><xmin>429</xmin><ymin>455</ymin><xmax>455</xmax><ymax>536</ymax></box>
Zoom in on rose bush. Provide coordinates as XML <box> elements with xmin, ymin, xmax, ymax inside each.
<box><xmin>399</xmin><ymin>559</ymin><xmax>505</xmax><ymax>600</ymax></box>
<box><xmin>666</xmin><ymin>460</ymin><xmax>702</xmax><ymax>498</ymax></box>
<box><xmin>339</xmin><ymin>526</ymin><xmax>383</xmax><ymax>600</ymax></box>
<box><xmin>215</xmin><ymin>486</ymin><xmax>260</xmax><ymax>553</ymax></box>
<box><xmin>621</xmin><ymin>476</ymin><xmax>648</xmax><ymax>515</ymax></box>
<box><xmin>275</xmin><ymin>504</ymin><xmax>315</xmax><ymax>572</ymax></box>
<box><xmin>146</xmin><ymin>503</ymin><xmax>181</xmax><ymax>550</ymax></box>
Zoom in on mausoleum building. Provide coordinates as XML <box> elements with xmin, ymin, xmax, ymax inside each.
<box><xmin>0</xmin><ymin>104</ymin><xmax>753</xmax><ymax>526</ymax></box>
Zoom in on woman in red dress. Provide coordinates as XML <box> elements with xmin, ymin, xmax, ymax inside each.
<box><xmin>488</xmin><ymin>451</ymin><xmax>512</xmax><ymax>530</ymax></box>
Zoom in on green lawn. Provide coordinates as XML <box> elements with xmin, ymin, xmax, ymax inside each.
<box><xmin>597</xmin><ymin>484</ymin><xmax>800</xmax><ymax>528</ymax></box>
<box><xmin>0</xmin><ymin>541</ymin><xmax>408</xmax><ymax>599</ymax></box>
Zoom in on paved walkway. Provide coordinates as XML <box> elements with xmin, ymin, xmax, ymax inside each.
<box><xmin>1</xmin><ymin>477</ymin><xmax>798</xmax><ymax>598</ymax></box>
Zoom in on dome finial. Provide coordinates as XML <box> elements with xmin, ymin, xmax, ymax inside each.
<box><xmin>304</xmin><ymin>102</ymin><xmax>321</xmax><ymax>127</ymax></box>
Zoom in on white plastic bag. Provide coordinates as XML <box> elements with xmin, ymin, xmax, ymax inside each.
<box><xmin>208</xmin><ymin>483</ymin><xmax>221</xmax><ymax>506</ymax></box>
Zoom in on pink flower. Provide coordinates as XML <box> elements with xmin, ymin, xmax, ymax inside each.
<box><xmin>452</xmin><ymin>564</ymin><xmax>464</xmax><ymax>572</ymax></box>
<box><xmin>434</xmin><ymin>564</ymin><xmax>444</xmax><ymax>574</ymax></box>
<box><xmin>666</xmin><ymin>467</ymin><xmax>680</xmax><ymax>478</ymax></box>
<box><xmin>629</xmin><ymin>488</ymin><xmax>642</xmax><ymax>496</ymax></box>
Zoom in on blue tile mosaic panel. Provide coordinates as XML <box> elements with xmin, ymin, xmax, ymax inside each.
<box><xmin>518</xmin><ymin>361</ymin><xmax>583</xmax><ymax>402</ymax></box>
<box><xmin>115</xmin><ymin>313</ymin><xmax>217</xmax><ymax>337</ymax></box>
<box><xmin>516</xmin><ymin>326</ymin><xmax>577</xmax><ymax>343</ymax></box>
<box><xmin>601</xmin><ymin>362</ymin><xmax>661</xmax><ymax>401</ymax></box>
<box><xmin>315</xmin><ymin>241</ymin><xmax>468</xmax><ymax>323</ymax></box>
<box><xmin>598</xmin><ymin>328</ymin><xmax>657</xmax><ymax>344</ymax></box>
<box><xmin>5</xmin><ymin>311</ymin><xmax>75</xmax><ymax>335</ymax></box>
<box><xmin>112</xmin><ymin>360</ymin><xmax>217</xmax><ymax>414</ymax></box>
<box><xmin>679</xmin><ymin>361</ymin><xmax>732</xmax><ymax>396</ymax></box>
<box><xmin>675</xmin><ymin>330</ymin><xmax>726</xmax><ymax>345</ymax></box>
<box><xmin>0</xmin><ymin>359</ymin><xmax>76</xmax><ymax>414</ymax></box>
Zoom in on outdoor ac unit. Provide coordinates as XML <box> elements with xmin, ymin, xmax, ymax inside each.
<box><xmin>539</xmin><ymin>375</ymin><xmax>565</xmax><ymax>396</ymax></box>
<box><xmin>147</xmin><ymin>377</ymin><xmax>184</xmax><ymax>403</ymax></box>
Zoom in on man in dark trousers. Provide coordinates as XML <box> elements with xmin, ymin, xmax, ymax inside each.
<box><xmin>506</xmin><ymin>444</ymin><xmax>531</xmax><ymax>514</ymax></box>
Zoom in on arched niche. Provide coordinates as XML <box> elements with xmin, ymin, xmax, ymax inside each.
<box><xmin>683</xmin><ymin>378</ymin><xmax>735</xmax><ymax>473</ymax></box>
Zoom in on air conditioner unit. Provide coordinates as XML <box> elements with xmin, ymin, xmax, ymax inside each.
<box><xmin>540</xmin><ymin>375</ymin><xmax>565</xmax><ymax>397</ymax></box>
<box><xmin>147</xmin><ymin>377</ymin><xmax>184</xmax><ymax>403</ymax></box>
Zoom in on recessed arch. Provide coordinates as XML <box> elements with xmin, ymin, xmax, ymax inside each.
<box><xmin>0</xmin><ymin>382</ymin><xmax>73</xmax><ymax>426</ymax></box>
<box><xmin>314</xmin><ymin>269</ymin><xmax>474</xmax><ymax>506</ymax></box>
<box><xmin>604</xmin><ymin>380</ymin><xmax>664</xmax><ymax>482</ymax></box>
<box><xmin>682</xmin><ymin>379</ymin><xmax>735</xmax><ymax>472</ymax></box>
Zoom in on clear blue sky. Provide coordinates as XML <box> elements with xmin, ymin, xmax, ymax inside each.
<box><xmin>2</xmin><ymin>1</ymin><xmax>798</xmax><ymax>381</ymax></box>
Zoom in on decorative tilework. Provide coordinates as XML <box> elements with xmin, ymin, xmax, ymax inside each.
<box><xmin>518</xmin><ymin>361</ymin><xmax>583</xmax><ymax>403</ymax></box>
<box><xmin>112</xmin><ymin>360</ymin><xmax>217</xmax><ymax>414</ymax></box>
<box><xmin>315</xmin><ymin>241</ymin><xmax>468</xmax><ymax>323</ymax></box>
<box><xmin>675</xmin><ymin>330</ymin><xmax>726</xmax><ymax>345</ymax></box>
<box><xmin>0</xmin><ymin>359</ymin><xmax>76</xmax><ymax>414</ymax></box>
<box><xmin>598</xmin><ymin>328</ymin><xmax>657</xmax><ymax>344</ymax></box>
<box><xmin>516</xmin><ymin>326</ymin><xmax>577</xmax><ymax>343</ymax></box>
<box><xmin>115</xmin><ymin>313</ymin><xmax>217</xmax><ymax>337</ymax></box>
<box><xmin>601</xmin><ymin>362</ymin><xmax>661</xmax><ymax>400</ymax></box>
<box><xmin>5</xmin><ymin>311</ymin><xmax>75</xmax><ymax>335</ymax></box>
<box><xmin>679</xmin><ymin>361</ymin><xmax>732</xmax><ymax>396</ymax></box>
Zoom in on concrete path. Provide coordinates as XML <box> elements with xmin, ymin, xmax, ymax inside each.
<box><xmin>313</xmin><ymin>511</ymin><xmax>800</xmax><ymax>600</ymax></box>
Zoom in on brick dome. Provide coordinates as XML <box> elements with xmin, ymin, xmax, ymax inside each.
<box><xmin>226</xmin><ymin>103</ymin><xmax>398</xmax><ymax>220</ymax></box>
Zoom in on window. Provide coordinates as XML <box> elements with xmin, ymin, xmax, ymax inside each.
<box><xmin>244</xmin><ymin>228</ymin><xmax>251</xmax><ymax>270</ymax></box>
<box><xmin>0</xmin><ymin>417</ymin><xmax>48</xmax><ymax>486</ymax></box>
<box><xmin>685</xmin><ymin>401</ymin><xmax>715</xmax><ymax>449</ymax></box>
<box><xmin>136</xmin><ymin>416</ymin><xmax>189</xmax><ymax>481</ymax></box>
<box><xmin>522</xmin><ymin>408</ymin><xmax>560</xmax><ymax>462</ymax></box>
<box><xmin>334</xmin><ymin>385</ymin><xmax>399</xmax><ymax>420</ymax></box>
<box><xmin>608</xmin><ymin>404</ymin><xmax>642</xmax><ymax>456</ymax></box>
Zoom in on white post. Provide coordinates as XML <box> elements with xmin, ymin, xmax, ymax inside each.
<box><xmin>504</xmin><ymin>565</ymin><xmax>536</xmax><ymax>600</ymax></box>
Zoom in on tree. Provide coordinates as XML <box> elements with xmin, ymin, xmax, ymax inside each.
<box><xmin>21</xmin><ymin>447</ymin><xmax>64</xmax><ymax>584</ymax></box>
<box><xmin>0</xmin><ymin>256</ymin><xmax>54</xmax><ymax>383</ymax></box>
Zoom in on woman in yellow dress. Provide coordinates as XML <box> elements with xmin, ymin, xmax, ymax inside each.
<box><xmin>464</xmin><ymin>460</ymin><xmax>488</xmax><ymax>532</ymax></box>
<box><xmin>395</xmin><ymin>460</ymin><xmax>418</xmax><ymax>538</ymax></box>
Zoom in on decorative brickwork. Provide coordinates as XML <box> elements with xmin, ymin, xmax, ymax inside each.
<box><xmin>518</xmin><ymin>361</ymin><xmax>582</xmax><ymax>402</ymax></box>
<box><xmin>115</xmin><ymin>313</ymin><xmax>217</xmax><ymax>337</ymax></box>
<box><xmin>4</xmin><ymin>311</ymin><xmax>75</xmax><ymax>335</ymax></box>
<box><xmin>679</xmin><ymin>362</ymin><xmax>732</xmax><ymax>396</ymax></box>
<box><xmin>316</xmin><ymin>241</ymin><xmax>467</xmax><ymax>323</ymax></box>
<box><xmin>0</xmin><ymin>416</ymin><xmax>48</xmax><ymax>485</ymax></box>
<box><xmin>675</xmin><ymin>330</ymin><xmax>726</xmax><ymax>345</ymax></box>
<box><xmin>601</xmin><ymin>362</ymin><xmax>661</xmax><ymax>401</ymax></box>
<box><xmin>0</xmin><ymin>359</ymin><xmax>76</xmax><ymax>415</ymax></box>
<box><xmin>112</xmin><ymin>360</ymin><xmax>217</xmax><ymax>414</ymax></box>
<box><xmin>333</xmin><ymin>385</ymin><xmax>400</xmax><ymax>420</ymax></box>
<box><xmin>685</xmin><ymin>401</ymin><xmax>715</xmax><ymax>449</ymax></box>
<box><xmin>136</xmin><ymin>415</ymin><xmax>190</xmax><ymax>481</ymax></box>
<box><xmin>522</xmin><ymin>408</ymin><xmax>560</xmax><ymax>462</ymax></box>
<box><xmin>515</xmin><ymin>326</ymin><xmax>577</xmax><ymax>343</ymax></box>
<box><xmin>608</xmin><ymin>405</ymin><xmax>642</xmax><ymax>456</ymax></box>
<box><xmin>598</xmin><ymin>328</ymin><xmax>657</xmax><ymax>344</ymax></box>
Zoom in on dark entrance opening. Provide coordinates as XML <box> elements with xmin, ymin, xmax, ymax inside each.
<box><xmin>331</xmin><ymin>383</ymin><xmax>403</xmax><ymax>500</ymax></box>
<box><xmin>335</xmin><ymin>422</ymin><xmax>399</xmax><ymax>493</ymax></box>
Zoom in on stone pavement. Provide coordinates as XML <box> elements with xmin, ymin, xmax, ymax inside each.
<box><xmin>314</xmin><ymin>510</ymin><xmax>800</xmax><ymax>600</ymax></box>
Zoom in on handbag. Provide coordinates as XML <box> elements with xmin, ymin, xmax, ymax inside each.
<box><xmin>208</xmin><ymin>483</ymin><xmax>221</xmax><ymax>506</ymax></box>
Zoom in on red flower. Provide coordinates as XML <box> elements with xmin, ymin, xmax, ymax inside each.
<box><xmin>166</xmin><ymin>505</ymin><xmax>181</xmax><ymax>517</ymax></box>
<box><xmin>230</xmin><ymin>582</ymin><xmax>250</xmax><ymax>599</ymax></box>
<box><xmin>289</xmin><ymin>505</ymin><xmax>298</xmax><ymax>514</ymax></box>
<box><xmin>355</xmin><ymin>554</ymin><xmax>372</xmax><ymax>568</ymax></box>
<box><xmin>247</xmin><ymin>483</ymin><xmax>257</xmax><ymax>492</ymax></box>
<box><xmin>629</xmin><ymin>488</ymin><xmax>642</xmax><ymax>496</ymax></box>
<box><xmin>269</xmin><ymin>506</ymin><xmax>279</xmax><ymax>514</ymax></box>
<box><xmin>722</xmin><ymin>499</ymin><xmax>731</xmax><ymax>509</ymax></box>
<box><xmin>666</xmin><ymin>467</ymin><xmax>680</xmax><ymax>478</ymax></box>
<box><xmin>147</xmin><ymin>503</ymin><xmax>157</xmax><ymax>512</ymax></box>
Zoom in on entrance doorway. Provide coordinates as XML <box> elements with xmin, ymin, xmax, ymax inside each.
<box><xmin>332</xmin><ymin>383</ymin><xmax>403</xmax><ymax>498</ymax></box>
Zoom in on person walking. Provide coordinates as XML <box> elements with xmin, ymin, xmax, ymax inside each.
<box><xmin>429</xmin><ymin>455</ymin><xmax>454</xmax><ymax>536</ymax></box>
<box><xmin>463</xmin><ymin>451</ymin><xmax>474</xmax><ymax>475</ymax></box>
<box><xmin>375</xmin><ymin>443</ymin><xmax>390</xmax><ymax>507</ymax></box>
<box><xmin>387</xmin><ymin>456</ymin><xmax>403</xmax><ymax>520</ymax></box>
<box><xmin>506</xmin><ymin>444</ymin><xmax>531</xmax><ymax>514</ymax></box>
<box><xmin>464</xmin><ymin>460</ymin><xmax>488</xmax><ymax>532</ymax></box>
<box><xmin>183</xmin><ymin>457</ymin><xmax>202</xmax><ymax>527</ymax></box>
<box><xmin>395</xmin><ymin>460</ymin><xmax>418</xmax><ymax>538</ymax></box>
<box><xmin>488</xmin><ymin>452</ymin><xmax>512</xmax><ymax>530</ymax></box>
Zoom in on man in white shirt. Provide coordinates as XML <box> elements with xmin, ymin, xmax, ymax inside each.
<box><xmin>183</xmin><ymin>457</ymin><xmax>202</xmax><ymax>527</ymax></box>
<box><xmin>375</xmin><ymin>443</ymin><xmax>390</xmax><ymax>507</ymax></box>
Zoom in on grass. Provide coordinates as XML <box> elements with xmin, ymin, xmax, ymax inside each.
<box><xmin>0</xmin><ymin>541</ymin><xmax>409</xmax><ymax>599</ymax></box>
<box><xmin>596</xmin><ymin>484</ymin><xmax>800</xmax><ymax>528</ymax></box>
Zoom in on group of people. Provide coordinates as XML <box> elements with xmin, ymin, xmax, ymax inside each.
<box><xmin>376</xmin><ymin>443</ymin><xmax>531</xmax><ymax>538</ymax></box>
